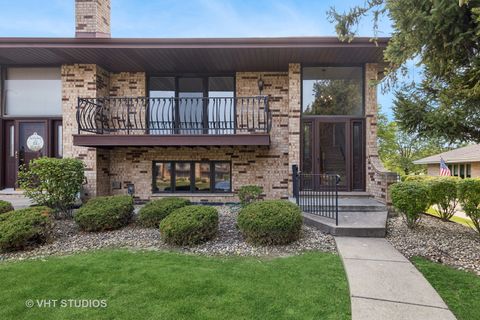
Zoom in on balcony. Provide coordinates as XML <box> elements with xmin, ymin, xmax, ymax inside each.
<box><xmin>73</xmin><ymin>96</ymin><xmax>271</xmax><ymax>147</ymax></box>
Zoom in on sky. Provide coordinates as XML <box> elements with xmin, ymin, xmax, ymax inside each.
<box><xmin>0</xmin><ymin>0</ymin><xmax>402</xmax><ymax>118</ymax></box>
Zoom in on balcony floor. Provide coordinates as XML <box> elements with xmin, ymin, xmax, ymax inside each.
<box><xmin>73</xmin><ymin>133</ymin><xmax>270</xmax><ymax>147</ymax></box>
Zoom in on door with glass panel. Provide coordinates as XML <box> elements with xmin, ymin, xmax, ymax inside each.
<box><xmin>301</xmin><ymin>66</ymin><xmax>365</xmax><ymax>191</ymax></box>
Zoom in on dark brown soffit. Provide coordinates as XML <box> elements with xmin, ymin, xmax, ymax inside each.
<box><xmin>0</xmin><ymin>36</ymin><xmax>389</xmax><ymax>73</ymax></box>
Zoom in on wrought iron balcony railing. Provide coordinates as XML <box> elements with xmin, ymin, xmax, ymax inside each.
<box><xmin>77</xmin><ymin>96</ymin><xmax>270</xmax><ymax>135</ymax></box>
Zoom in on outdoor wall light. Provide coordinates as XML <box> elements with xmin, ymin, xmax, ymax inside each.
<box><xmin>127</xmin><ymin>184</ymin><xmax>135</xmax><ymax>196</ymax></box>
<box><xmin>258</xmin><ymin>78</ymin><xmax>264</xmax><ymax>94</ymax></box>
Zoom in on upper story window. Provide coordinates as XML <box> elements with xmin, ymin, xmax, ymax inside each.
<box><xmin>302</xmin><ymin>67</ymin><xmax>363</xmax><ymax>116</ymax></box>
<box><xmin>148</xmin><ymin>76</ymin><xmax>235</xmax><ymax>134</ymax></box>
<box><xmin>4</xmin><ymin>67</ymin><xmax>62</xmax><ymax>116</ymax></box>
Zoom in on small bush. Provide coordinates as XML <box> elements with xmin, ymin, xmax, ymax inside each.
<box><xmin>0</xmin><ymin>200</ymin><xmax>14</xmax><ymax>214</ymax></box>
<box><xmin>159</xmin><ymin>205</ymin><xmax>218</xmax><ymax>246</ymax></box>
<box><xmin>0</xmin><ymin>206</ymin><xmax>53</xmax><ymax>251</ymax></box>
<box><xmin>458</xmin><ymin>179</ymin><xmax>480</xmax><ymax>234</ymax></box>
<box><xmin>238</xmin><ymin>185</ymin><xmax>263</xmax><ymax>206</ymax></box>
<box><xmin>391</xmin><ymin>181</ymin><xmax>430</xmax><ymax>228</ymax></box>
<box><xmin>237</xmin><ymin>200</ymin><xmax>302</xmax><ymax>245</ymax></box>
<box><xmin>18</xmin><ymin>157</ymin><xmax>85</xmax><ymax>218</ymax></box>
<box><xmin>74</xmin><ymin>195</ymin><xmax>133</xmax><ymax>232</ymax></box>
<box><xmin>428</xmin><ymin>177</ymin><xmax>460</xmax><ymax>221</ymax></box>
<box><xmin>138</xmin><ymin>197</ymin><xmax>190</xmax><ymax>227</ymax></box>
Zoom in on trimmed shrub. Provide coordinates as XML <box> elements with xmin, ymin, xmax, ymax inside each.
<box><xmin>138</xmin><ymin>197</ymin><xmax>190</xmax><ymax>227</ymax></box>
<box><xmin>18</xmin><ymin>157</ymin><xmax>85</xmax><ymax>218</ymax></box>
<box><xmin>74</xmin><ymin>195</ymin><xmax>133</xmax><ymax>232</ymax></box>
<box><xmin>391</xmin><ymin>181</ymin><xmax>430</xmax><ymax>228</ymax></box>
<box><xmin>0</xmin><ymin>206</ymin><xmax>53</xmax><ymax>251</ymax></box>
<box><xmin>404</xmin><ymin>175</ymin><xmax>435</xmax><ymax>182</ymax></box>
<box><xmin>0</xmin><ymin>200</ymin><xmax>14</xmax><ymax>214</ymax></box>
<box><xmin>428</xmin><ymin>177</ymin><xmax>460</xmax><ymax>221</ymax></box>
<box><xmin>159</xmin><ymin>205</ymin><xmax>218</xmax><ymax>246</ymax></box>
<box><xmin>238</xmin><ymin>185</ymin><xmax>263</xmax><ymax>207</ymax></box>
<box><xmin>458</xmin><ymin>179</ymin><xmax>480</xmax><ymax>234</ymax></box>
<box><xmin>237</xmin><ymin>200</ymin><xmax>302</xmax><ymax>245</ymax></box>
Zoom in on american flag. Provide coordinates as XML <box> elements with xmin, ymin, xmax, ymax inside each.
<box><xmin>440</xmin><ymin>158</ymin><xmax>451</xmax><ymax>176</ymax></box>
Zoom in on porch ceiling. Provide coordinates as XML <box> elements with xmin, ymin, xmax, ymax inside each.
<box><xmin>0</xmin><ymin>37</ymin><xmax>388</xmax><ymax>73</ymax></box>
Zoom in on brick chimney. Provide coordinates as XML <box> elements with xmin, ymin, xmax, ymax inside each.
<box><xmin>75</xmin><ymin>0</ymin><xmax>111</xmax><ymax>38</ymax></box>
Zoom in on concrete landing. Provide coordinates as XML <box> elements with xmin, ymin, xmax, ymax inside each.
<box><xmin>335</xmin><ymin>237</ymin><xmax>456</xmax><ymax>320</ymax></box>
<box><xmin>303</xmin><ymin>211</ymin><xmax>387</xmax><ymax>237</ymax></box>
<box><xmin>298</xmin><ymin>196</ymin><xmax>389</xmax><ymax>237</ymax></box>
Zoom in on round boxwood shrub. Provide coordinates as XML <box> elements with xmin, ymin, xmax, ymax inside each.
<box><xmin>458</xmin><ymin>178</ymin><xmax>480</xmax><ymax>234</ymax></box>
<box><xmin>0</xmin><ymin>206</ymin><xmax>53</xmax><ymax>251</ymax></box>
<box><xmin>138</xmin><ymin>197</ymin><xmax>190</xmax><ymax>227</ymax></box>
<box><xmin>159</xmin><ymin>205</ymin><xmax>218</xmax><ymax>246</ymax></box>
<box><xmin>391</xmin><ymin>181</ymin><xmax>430</xmax><ymax>229</ymax></box>
<box><xmin>74</xmin><ymin>195</ymin><xmax>134</xmax><ymax>232</ymax></box>
<box><xmin>237</xmin><ymin>200</ymin><xmax>302</xmax><ymax>245</ymax></box>
<box><xmin>0</xmin><ymin>200</ymin><xmax>14</xmax><ymax>214</ymax></box>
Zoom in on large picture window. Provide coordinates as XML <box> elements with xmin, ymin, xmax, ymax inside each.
<box><xmin>302</xmin><ymin>67</ymin><xmax>363</xmax><ymax>116</ymax></box>
<box><xmin>447</xmin><ymin>163</ymin><xmax>471</xmax><ymax>179</ymax></box>
<box><xmin>153</xmin><ymin>161</ymin><xmax>231</xmax><ymax>193</ymax></box>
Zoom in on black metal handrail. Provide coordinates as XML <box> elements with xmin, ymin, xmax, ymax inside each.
<box><xmin>77</xmin><ymin>96</ymin><xmax>270</xmax><ymax>135</ymax></box>
<box><xmin>292</xmin><ymin>164</ymin><xmax>340</xmax><ymax>225</ymax></box>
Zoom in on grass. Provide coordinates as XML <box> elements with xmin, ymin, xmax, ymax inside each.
<box><xmin>412</xmin><ymin>257</ymin><xmax>480</xmax><ymax>320</ymax></box>
<box><xmin>425</xmin><ymin>207</ymin><xmax>475</xmax><ymax>229</ymax></box>
<box><xmin>0</xmin><ymin>250</ymin><xmax>350</xmax><ymax>320</ymax></box>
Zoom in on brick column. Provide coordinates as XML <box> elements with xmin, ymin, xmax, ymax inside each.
<box><xmin>288</xmin><ymin>63</ymin><xmax>301</xmax><ymax>195</ymax></box>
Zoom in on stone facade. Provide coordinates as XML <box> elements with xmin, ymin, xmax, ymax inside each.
<box><xmin>364</xmin><ymin>63</ymin><xmax>399</xmax><ymax>206</ymax></box>
<box><xmin>75</xmin><ymin>0</ymin><xmax>111</xmax><ymax>38</ymax></box>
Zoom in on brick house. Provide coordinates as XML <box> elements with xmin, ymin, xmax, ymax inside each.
<box><xmin>0</xmin><ymin>0</ymin><xmax>397</xmax><ymax>205</ymax></box>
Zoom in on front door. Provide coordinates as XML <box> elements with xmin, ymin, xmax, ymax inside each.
<box><xmin>302</xmin><ymin>118</ymin><xmax>365</xmax><ymax>191</ymax></box>
<box><xmin>3</xmin><ymin>120</ymin><xmax>50</xmax><ymax>188</ymax></box>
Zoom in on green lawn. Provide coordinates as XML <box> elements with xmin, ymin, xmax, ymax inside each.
<box><xmin>0</xmin><ymin>250</ymin><xmax>350</xmax><ymax>320</ymax></box>
<box><xmin>412</xmin><ymin>257</ymin><xmax>480</xmax><ymax>320</ymax></box>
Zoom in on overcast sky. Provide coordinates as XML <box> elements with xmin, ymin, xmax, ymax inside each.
<box><xmin>0</xmin><ymin>0</ymin><xmax>408</xmax><ymax>118</ymax></box>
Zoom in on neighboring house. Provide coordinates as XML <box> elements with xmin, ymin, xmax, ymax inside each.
<box><xmin>0</xmin><ymin>0</ymin><xmax>397</xmax><ymax>204</ymax></box>
<box><xmin>413</xmin><ymin>144</ymin><xmax>480</xmax><ymax>178</ymax></box>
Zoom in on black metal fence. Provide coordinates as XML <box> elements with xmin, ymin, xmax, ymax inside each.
<box><xmin>292</xmin><ymin>165</ymin><xmax>340</xmax><ymax>225</ymax></box>
<box><xmin>77</xmin><ymin>96</ymin><xmax>270</xmax><ymax>135</ymax></box>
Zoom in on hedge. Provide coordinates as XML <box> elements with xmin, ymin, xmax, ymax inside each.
<box><xmin>428</xmin><ymin>177</ymin><xmax>460</xmax><ymax>221</ymax></box>
<box><xmin>159</xmin><ymin>205</ymin><xmax>218</xmax><ymax>246</ymax></box>
<box><xmin>0</xmin><ymin>206</ymin><xmax>53</xmax><ymax>251</ymax></box>
<box><xmin>138</xmin><ymin>197</ymin><xmax>190</xmax><ymax>227</ymax></box>
<box><xmin>237</xmin><ymin>200</ymin><xmax>302</xmax><ymax>245</ymax></box>
<box><xmin>458</xmin><ymin>179</ymin><xmax>480</xmax><ymax>234</ymax></box>
<box><xmin>74</xmin><ymin>195</ymin><xmax>134</xmax><ymax>232</ymax></box>
<box><xmin>391</xmin><ymin>181</ymin><xmax>430</xmax><ymax>229</ymax></box>
<box><xmin>0</xmin><ymin>200</ymin><xmax>14</xmax><ymax>214</ymax></box>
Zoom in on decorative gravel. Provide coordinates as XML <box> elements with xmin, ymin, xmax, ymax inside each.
<box><xmin>387</xmin><ymin>214</ymin><xmax>480</xmax><ymax>275</ymax></box>
<box><xmin>0</xmin><ymin>205</ymin><xmax>336</xmax><ymax>262</ymax></box>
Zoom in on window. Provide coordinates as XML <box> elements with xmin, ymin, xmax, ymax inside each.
<box><xmin>153</xmin><ymin>161</ymin><xmax>231</xmax><ymax>193</ymax></box>
<box><xmin>447</xmin><ymin>163</ymin><xmax>471</xmax><ymax>178</ymax></box>
<box><xmin>148</xmin><ymin>76</ymin><xmax>235</xmax><ymax>134</ymax></box>
<box><xmin>4</xmin><ymin>67</ymin><xmax>62</xmax><ymax>116</ymax></box>
<box><xmin>302</xmin><ymin>67</ymin><xmax>363</xmax><ymax>116</ymax></box>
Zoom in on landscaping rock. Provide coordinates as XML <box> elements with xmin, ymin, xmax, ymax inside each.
<box><xmin>387</xmin><ymin>215</ymin><xmax>480</xmax><ymax>275</ymax></box>
<box><xmin>0</xmin><ymin>205</ymin><xmax>336</xmax><ymax>262</ymax></box>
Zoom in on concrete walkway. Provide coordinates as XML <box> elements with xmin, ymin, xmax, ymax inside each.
<box><xmin>335</xmin><ymin>237</ymin><xmax>457</xmax><ymax>320</ymax></box>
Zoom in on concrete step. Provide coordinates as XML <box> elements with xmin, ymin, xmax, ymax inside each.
<box><xmin>303</xmin><ymin>211</ymin><xmax>388</xmax><ymax>238</ymax></box>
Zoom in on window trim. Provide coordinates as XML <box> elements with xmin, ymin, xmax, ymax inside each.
<box><xmin>152</xmin><ymin>160</ymin><xmax>232</xmax><ymax>194</ymax></box>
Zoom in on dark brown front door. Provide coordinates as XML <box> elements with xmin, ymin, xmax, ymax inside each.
<box><xmin>301</xmin><ymin>117</ymin><xmax>365</xmax><ymax>191</ymax></box>
<box><xmin>3</xmin><ymin>120</ymin><xmax>50</xmax><ymax>188</ymax></box>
